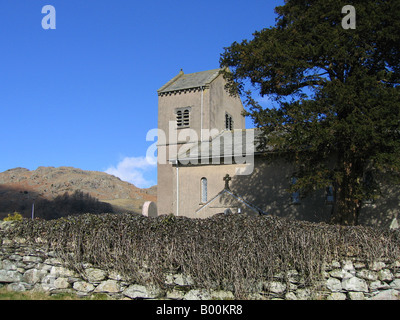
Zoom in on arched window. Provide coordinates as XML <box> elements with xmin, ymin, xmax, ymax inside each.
<box><xmin>176</xmin><ymin>107</ymin><xmax>191</xmax><ymax>128</ymax></box>
<box><xmin>176</xmin><ymin>110</ymin><xmax>182</xmax><ymax>127</ymax></box>
<box><xmin>326</xmin><ymin>185</ymin><xmax>334</xmax><ymax>203</ymax></box>
<box><xmin>291</xmin><ymin>177</ymin><xmax>300</xmax><ymax>204</ymax></box>
<box><xmin>225</xmin><ymin>113</ymin><xmax>233</xmax><ymax>130</ymax></box>
<box><xmin>201</xmin><ymin>178</ymin><xmax>208</xmax><ymax>203</ymax></box>
<box><xmin>183</xmin><ymin>109</ymin><xmax>190</xmax><ymax>126</ymax></box>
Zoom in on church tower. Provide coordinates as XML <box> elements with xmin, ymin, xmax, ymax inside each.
<box><xmin>156</xmin><ymin>68</ymin><xmax>245</xmax><ymax>215</ymax></box>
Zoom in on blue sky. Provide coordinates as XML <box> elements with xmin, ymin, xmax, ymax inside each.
<box><xmin>0</xmin><ymin>0</ymin><xmax>283</xmax><ymax>188</ymax></box>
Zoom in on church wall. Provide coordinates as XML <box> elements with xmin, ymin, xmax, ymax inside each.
<box><xmin>229</xmin><ymin>157</ymin><xmax>333</xmax><ymax>222</ymax></box>
<box><xmin>157</xmin><ymin>159</ymin><xmax>176</xmax><ymax>215</ymax></box>
<box><xmin>157</xmin><ymin>89</ymin><xmax>210</xmax><ymax>216</ymax></box>
<box><xmin>177</xmin><ymin>163</ymin><xmax>246</xmax><ymax>218</ymax></box>
<box><xmin>176</xmin><ymin>156</ymin><xmax>400</xmax><ymax>227</ymax></box>
<box><xmin>157</xmin><ymin>72</ymin><xmax>247</xmax><ymax>217</ymax></box>
<box><xmin>357</xmin><ymin>180</ymin><xmax>400</xmax><ymax>229</ymax></box>
<box><xmin>209</xmin><ymin>75</ymin><xmax>245</xmax><ymax>131</ymax></box>
<box><xmin>176</xmin><ymin>158</ymin><xmax>333</xmax><ymax>222</ymax></box>
<box><xmin>158</xmin><ymin>89</ymin><xmax>209</xmax><ymax>142</ymax></box>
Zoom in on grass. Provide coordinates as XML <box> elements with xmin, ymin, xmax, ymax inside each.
<box><xmin>101</xmin><ymin>198</ymin><xmax>143</xmax><ymax>213</ymax></box>
<box><xmin>0</xmin><ymin>287</ymin><xmax>112</xmax><ymax>300</ymax></box>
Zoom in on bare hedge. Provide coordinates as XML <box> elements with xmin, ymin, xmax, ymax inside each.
<box><xmin>2</xmin><ymin>213</ymin><xmax>400</xmax><ymax>297</ymax></box>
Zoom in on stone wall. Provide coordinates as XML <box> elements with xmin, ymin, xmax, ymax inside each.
<box><xmin>1</xmin><ymin>223</ymin><xmax>399</xmax><ymax>300</ymax></box>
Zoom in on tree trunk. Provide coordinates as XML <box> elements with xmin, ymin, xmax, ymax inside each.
<box><xmin>330</xmin><ymin>186</ymin><xmax>361</xmax><ymax>225</ymax></box>
<box><xmin>330</xmin><ymin>163</ymin><xmax>362</xmax><ymax>226</ymax></box>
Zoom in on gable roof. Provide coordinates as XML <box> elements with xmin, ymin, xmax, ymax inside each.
<box><xmin>195</xmin><ymin>187</ymin><xmax>266</xmax><ymax>215</ymax></box>
<box><xmin>158</xmin><ymin>68</ymin><xmax>222</xmax><ymax>95</ymax></box>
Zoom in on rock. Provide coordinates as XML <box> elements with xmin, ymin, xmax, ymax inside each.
<box><xmin>342</xmin><ymin>277</ymin><xmax>368</xmax><ymax>293</ymax></box>
<box><xmin>378</xmin><ymin>269</ymin><xmax>393</xmax><ymax>282</ymax></box>
<box><xmin>1</xmin><ymin>260</ymin><xmax>17</xmax><ymax>271</ymax></box>
<box><xmin>166</xmin><ymin>289</ymin><xmax>185</xmax><ymax>300</ymax></box>
<box><xmin>331</xmin><ymin>260</ymin><xmax>341</xmax><ymax>269</ymax></box>
<box><xmin>43</xmin><ymin>258</ymin><xmax>62</xmax><ymax>266</ymax></box>
<box><xmin>370</xmin><ymin>280</ymin><xmax>390</xmax><ymax>291</ymax></box>
<box><xmin>14</xmin><ymin>237</ymin><xmax>26</xmax><ymax>244</ymax></box>
<box><xmin>286</xmin><ymin>270</ymin><xmax>300</xmax><ymax>283</ymax></box>
<box><xmin>342</xmin><ymin>260</ymin><xmax>354</xmax><ymax>271</ymax></box>
<box><xmin>390</xmin><ymin>279</ymin><xmax>400</xmax><ymax>290</ymax></box>
<box><xmin>295</xmin><ymin>288</ymin><xmax>311</xmax><ymax>300</ymax></box>
<box><xmin>348</xmin><ymin>292</ymin><xmax>365</xmax><ymax>300</ymax></box>
<box><xmin>370</xmin><ymin>289</ymin><xmax>400</xmax><ymax>300</ymax></box>
<box><xmin>0</xmin><ymin>270</ymin><xmax>22</xmax><ymax>283</ymax></box>
<box><xmin>54</xmin><ymin>277</ymin><xmax>70</xmax><ymax>289</ymax></box>
<box><xmin>41</xmin><ymin>275</ymin><xmax>57</xmax><ymax>292</ymax></box>
<box><xmin>94</xmin><ymin>280</ymin><xmax>121</xmax><ymax>293</ymax></box>
<box><xmin>50</xmin><ymin>266</ymin><xmax>78</xmax><ymax>278</ymax></box>
<box><xmin>108</xmin><ymin>271</ymin><xmax>126</xmax><ymax>281</ymax></box>
<box><xmin>8</xmin><ymin>255</ymin><xmax>22</xmax><ymax>262</ymax></box>
<box><xmin>266</xmin><ymin>281</ymin><xmax>286</xmax><ymax>294</ymax></box>
<box><xmin>23</xmin><ymin>269</ymin><xmax>47</xmax><ymax>284</ymax></box>
<box><xmin>329</xmin><ymin>269</ymin><xmax>353</xmax><ymax>279</ymax></box>
<box><xmin>354</xmin><ymin>262</ymin><xmax>366</xmax><ymax>269</ymax></box>
<box><xmin>73</xmin><ymin>281</ymin><xmax>95</xmax><ymax>293</ymax></box>
<box><xmin>84</xmin><ymin>268</ymin><xmax>107</xmax><ymax>283</ymax></box>
<box><xmin>357</xmin><ymin>269</ymin><xmax>378</xmax><ymax>281</ymax></box>
<box><xmin>0</xmin><ymin>221</ymin><xmax>15</xmax><ymax>231</ymax></box>
<box><xmin>211</xmin><ymin>290</ymin><xmax>235</xmax><ymax>300</ymax></box>
<box><xmin>23</xmin><ymin>256</ymin><xmax>43</xmax><ymax>264</ymax></box>
<box><xmin>184</xmin><ymin>289</ymin><xmax>212</xmax><ymax>300</ymax></box>
<box><xmin>284</xmin><ymin>292</ymin><xmax>298</xmax><ymax>300</ymax></box>
<box><xmin>123</xmin><ymin>284</ymin><xmax>156</xmax><ymax>299</ymax></box>
<box><xmin>173</xmin><ymin>274</ymin><xmax>194</xmax><ymax>286</ymax></box>
<box><xmin>326</xmin><ymin>278</ymin><xmax>342</xmax><ymax>292</ymax></box>
<box><xmin>389</xmin><ymin>217</ymin><xmax>399</xmax><ymax>230</ymax></box>
<box><xmin>7</xmin><ymin>282</ymin><xmax>26</xmax><ymax>292</ymax></box>
<box><xmin>370</xmin><ymin>261</ymin><xmax>386</xmax><ymax>271</ymax></box>
<box><xmin>2</xmin><ymin>239</ymin><xmax>12</xmax><ymax>245</ymax></box>
<box><xmin>327</xmin><ymin>292</ymin><xmax>347</xmax><ymax>300</ymax></box>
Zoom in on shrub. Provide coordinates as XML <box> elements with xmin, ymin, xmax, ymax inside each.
<box><xmin>3</xmin><ymin>212</ymin><xmax>23</xmax><ymax>222</ymax></box>
<box><xmin>2</xmin><ymin>213</ymin><xmax>400</xmax><ymax>298</ymax></box>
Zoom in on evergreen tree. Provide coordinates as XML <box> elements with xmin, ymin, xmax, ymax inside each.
<box><xmin>220</xmin><ymin>0</ymin><xmax>400</xmax><ymax>225</ymax></box>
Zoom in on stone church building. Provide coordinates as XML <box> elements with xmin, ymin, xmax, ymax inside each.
<box><xmin>156</xmin><ymin>68</ymin><xmax>399</xmax><ymax>229</ymax></box>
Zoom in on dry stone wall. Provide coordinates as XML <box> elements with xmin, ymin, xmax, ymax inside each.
<box><xmin>1</xmin><ymin>222</ymin><xmax>399</xmax><ymax>300</ymax></box>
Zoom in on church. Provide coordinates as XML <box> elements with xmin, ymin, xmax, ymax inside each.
<box><xmin>156</xmin><ymin>68</ymin><xmax>400</xmax><ymax>229</ymax></box>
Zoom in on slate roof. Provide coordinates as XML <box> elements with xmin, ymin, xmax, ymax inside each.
<box><xmin>158</xmin><ymin>68</ymin><xmax>222</xmax><ymax>94</ymax></box>
<box><xmin>173</xmin><ymin>128</ymin><xmax>271</xmax><ymax>163</ymax></box>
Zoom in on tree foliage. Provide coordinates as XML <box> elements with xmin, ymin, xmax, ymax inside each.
<box><xmin>220</xmin><ymin>0</ymin><xmax>400</xmax><ymax>225</ymax></box>
<box><xmin>35</xmin><ymin>190</ymin><xmax>113</xmax><ymax>220</ymax></box>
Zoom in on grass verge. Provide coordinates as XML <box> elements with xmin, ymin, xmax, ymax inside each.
<box><xmin>0</xmin><ymin>287</ymin><xmax>111</xmax><ymax>300</ymax></box>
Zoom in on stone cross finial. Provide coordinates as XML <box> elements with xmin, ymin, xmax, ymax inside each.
<box><xmin>223</xmin><ymin>174</ymin><xmax>231</xmax><ymax>190</ymax></box>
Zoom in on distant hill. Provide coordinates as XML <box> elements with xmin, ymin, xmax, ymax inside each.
<box><xmin>0</xmin><ymin>166</ymin><xmax>157</xmax><ymax>219</ymax></box>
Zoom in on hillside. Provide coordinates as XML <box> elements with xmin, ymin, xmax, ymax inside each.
<box><xmin>0</xmin><ymin>166</ymin><xmax>157</xmax><ymax>219</ymax></box>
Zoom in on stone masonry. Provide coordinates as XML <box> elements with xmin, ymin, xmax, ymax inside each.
<box><xmin>1</xmin><ymin>222</ymin><xmax>399</xmax><ymax>300</ymax></box>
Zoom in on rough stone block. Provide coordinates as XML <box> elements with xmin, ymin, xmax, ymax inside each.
<box><xmin>84</xmin><ymin>268</ymin><xmax>107</xmax><ymax>283</ymax></box>
<box><xmin>342</xmin><ymin>277</ymin><xmax>368</xmax><ymax>293</ymax></box>
<box><xmin>94</xmin><ymin>280</ymin><xmax>121</xmax><ymax>293</ymax></box>
<box><xmin>73</xmin><ymin>281</ymin><xmax>95</xmax><ymax>293</ymax></box>
<box><xmin>0</xmin><ymin>270</ymin><xmax>22</xmax><ymax>283</ymax></box>
<box><xmin>326</xmin><ymin>278</ymin><xmax>342</xmax><ymax>292</ymax></box>
<box><xmin>370</xmin><ymin>289</ymin><xmax>399</xmax><ymax>300</ymax></box>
